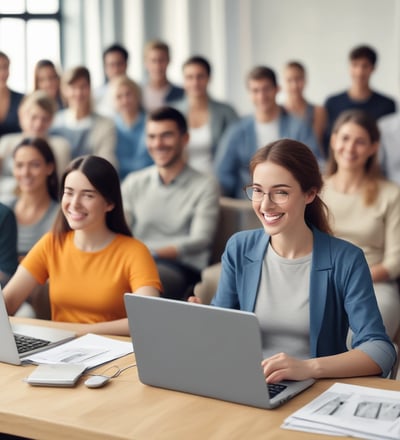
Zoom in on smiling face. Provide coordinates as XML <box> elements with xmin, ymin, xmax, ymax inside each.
<box><xmin>248</xmin><ymin>78</ymin><xmax>278</xmax><ymax>115</ymax></box>
<box><xmin>62</xmin><ymin>170</ymin><xmax>114</xmax><ymax>233</ymax></box>
<box><xmin>251</xmin><ymin>161</ymin><xmax>316</xmax><ymax>238</ymax></box>
<box><xmin>64</xmin><ymin>77</ymin><xmax>91</xmax><ymax>110</ymax></box>
<box><xmin>144</xmin><ymin>48</ymin><xmax>169</xmax><ymax>83</ymax></box>
<box><xmin>182</xmin><ymin>63</ymin><xmax>209</xmax><ymax>98</ymax></box>
<box><xmin>104</xmin><ymin>51</ymin><xmax>127</xmax><ymax>81</ymax></box>
<box><xmin>36</xmin><ymin>65</ymin><xmax>60</xmax><ymax>99</ymax></box>
<box><xmin>331</xmin><ymin>121</ymin><xmax>378</xmax><ymax>172</ymax></box>
<box><xmin>20</xmin><ymin>104</ymin><xmax>53</xmax><ymax>137</ymax></box>
<box><xmin>282</xmin><ymin>66</ymin><xmax>305</xmax><ymax>99</ymax></box>
<box><xmin>113</xmin><ymin>83</ymin><xmax>140</xmax><ymax>114</ymax></box>
<box><xmin>349</xmin><ymin>57</ymin><xmax>374</xmax><ymax>89</ymax></box>
<box><xmin>146</xmin><ymin>119</ymin><xmax>188</xmax><ymax>169</ymax></box>
<box><xmin>13</xmin><ymin>146</ymin><xmax>54</xmax><ymax>194</ymax></box>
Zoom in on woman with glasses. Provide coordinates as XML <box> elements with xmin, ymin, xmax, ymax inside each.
<box><xmin>204</xmin><ymin>138</ymin><xmax>395</xmax><ymax>383</ymax></box>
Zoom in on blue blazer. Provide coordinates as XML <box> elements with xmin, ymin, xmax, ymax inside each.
<box><xmin>212</xmin><ymin>227</ymin><xmax>396</xmax><ymax>377</ymax></box>
<box><xmin>214</xmin><ymin>111</ymin><xmax>321</xmax><ymax>198</ymax></box>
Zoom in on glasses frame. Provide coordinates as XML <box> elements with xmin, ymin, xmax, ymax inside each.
<box><xmin>243</xmin><ymin>184</ymin><xmax>290</xmax><ymax>205</ymax></box>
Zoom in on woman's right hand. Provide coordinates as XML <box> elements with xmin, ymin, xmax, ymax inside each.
<box><xmin>187</xmin><ymin>296</ymin><xmax>203</xmax><ymax>304</ymax></box>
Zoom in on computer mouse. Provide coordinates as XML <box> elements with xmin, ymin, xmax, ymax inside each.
<box><xmin>84</xmin><ymin>375</ymin><xmax>110</xmax><ymax>389</ymax></box>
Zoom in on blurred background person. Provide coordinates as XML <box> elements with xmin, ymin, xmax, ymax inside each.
<box><xmin>0</xmin><ymin>51</ymin><xmax>24</xmax><ymax>136</ymax></box>
<box><xmin>111</xmin><ymin>75</ymin><xmax>153</xmax><ymax>181</ymax></box>
<box><xmin>322</xmin><ymin>110</ymin><xmax>400</xmax><ymax>339</ymax></box>
<box><xmin>33</xmin><ymin>59</ymin><xmax>64</xmax><ymax>110</ymax></box>
<box><xmin>281</xmin><ymin>61</ymin><xmax>326</xmax><ymax>155</ymax></box>
<box><xmin>50</xmin><ymin>66</ymin><xmax>117</xmax><ymax>167</ymax></box>
<box><xmin>0</xmin><ymin>202</ymin><xmax>18</xmax><ymax>287</ymax></box>
<box><xmin>0</xmin><ymin>90</ymin><xmax>70</xmax><ymax>204</ymax></box>
<box><xmin>9</xmin><ymin>138</ymin><xmax>59</xmax><ymax>319</ymax></box>
<box><xmin>172</xmin><ymin>55</ymin><xmax>238</xmax><ymax>174</ymax></box>
<box><xmin>142</xmin><ymin>39</ymin><xmax>184</xmax><ymax>113</ymax></box>
<box><xmin>94</xmin><ymin>43</ymin><xmax>129</xmax><ymax>117</ymax></box>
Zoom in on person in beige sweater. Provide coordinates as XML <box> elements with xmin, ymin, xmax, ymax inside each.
<box><xmin>322</xmin><ymin>109</ymin><xmax>400</xmax><ymax>339</ymax></box>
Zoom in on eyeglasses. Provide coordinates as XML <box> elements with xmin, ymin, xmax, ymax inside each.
<box><xmin>243</xmin><ymin>185</ymin><xmax>289</xmax><ymax>204</ymax></box>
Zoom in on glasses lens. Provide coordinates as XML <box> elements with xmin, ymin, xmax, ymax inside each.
<box><xmin>245</xmin><ymin>187</ymin><xmax>263</xmax><ymax>201</ymax></box>
<box><xmin>270</xmin><ymin>191</ymin><xmax>288</xmax><ymax>204</ymax></box>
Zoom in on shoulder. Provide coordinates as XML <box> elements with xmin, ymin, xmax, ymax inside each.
<box><xmin>0</xmin><ymin>133</ymin><xmax>22</xmax><ymax>154</ymax></box>
<box><xmin>314</xmin><ymin>228</ymin><xmax>364</xmax><ymax>261</ymax></box>
<box><xmin>324</xmin><ymin>91</ymin><xmax>347</xmax><ymax>105</ymax></box>
<box><xmin>378</xmin><ymin>112</ymin><xmax>400</xmax><ymax>130</ymax></box>
<box><xmin>122</xmin><ymin>166</ymin><xmax>155</xmax><ymax>189</ymax></box>
<box><xmin>92</xmin><ymin>113</ymin><xmax>114</xmax><ymax>127</ymax></box>
<box><xmin>209</xmin><ymin>98</ymin><xmax>237</xmax><ymax>114</ymax></box>
<box><xmin>0</xmin><ymin>202</ymin><xmax>15</xmax><ymax>223</ymax></box>
<box><xmin>226</xmin><ymin>228</ymin><xmax>265</xmax><ymax>251</ymax></box>
<box><xmin>377</xmin><ymin>179</ymin><xmax>400</xmax><ymax>199</ymax></box>
<box><xmin>182</xmin><ymin>166</ymin><xmax>219</xmax><ymax>190</ymax></box>
<box><xmin>371</xmin><ymin>91</ymin><xmax>395</xmax><ymax>104</ymax></box>
<box><xmin>48</xmin><ymin>135</ymin><xmax>71</xmax><ymax>149</ymax></box>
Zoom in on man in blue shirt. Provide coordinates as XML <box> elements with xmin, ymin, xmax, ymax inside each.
<box><xmin>215</xmin><ymin>66</ymin><xmax>320</xmax><ymax>199</ymax></box>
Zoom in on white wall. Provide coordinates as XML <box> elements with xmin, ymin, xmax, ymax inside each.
<box><xmin>62</xmin><ymin>0</ymin><xmax>400</xmax><ymax>115</ymax></box>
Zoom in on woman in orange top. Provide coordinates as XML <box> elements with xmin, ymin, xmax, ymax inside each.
<box><xmin>4</xmin><ymin>155</ymin><xmax>161</xmax><ymax>336</ymax></box>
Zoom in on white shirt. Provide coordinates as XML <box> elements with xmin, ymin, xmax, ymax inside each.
<box><xmin>187</xmin><ymin>123</ymin><xmax>213</xmax><ymax>174</ymax></box>
<box><xmin>255</xmin><ymin>120</ymin><xmax>279</xmax><ymax>149</ymax></box>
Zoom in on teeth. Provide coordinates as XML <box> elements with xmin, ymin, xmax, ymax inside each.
<box><xmin>264</xmin><ymin>213</ymin><xmax>283</xmax><ymax>221</ymax></box>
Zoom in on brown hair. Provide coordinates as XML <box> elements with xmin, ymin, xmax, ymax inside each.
<box><xmin>19</xmin><ymin>90</ymin><xmax>57</xmax><ymax>117</ymax></box>
<box><xmin>250</xmin><ymin>139</ymin><xmax>332</xmax><ymax>234</ymax></box>
<box><xmin>144</xmin><ymin>40</ymin><xmax>170</xmax><ymax>60</ymax></box>
<box><xmin>33</xmin><ymin>59</ymin><xmax>60</xmax><ymax>91</ymax></box>
<box><xmin>326</xmin><ymin>109</ymin><xmax>382</xmax><ymax>205</ymax></box>
<box><xmin>53</xmin><ymin>155</ymin><xmax>132</xmax><ymax>240</ymax></box>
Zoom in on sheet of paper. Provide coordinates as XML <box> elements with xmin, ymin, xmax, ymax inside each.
<box><xmin>24</xmin><ymin>333</ymin><xmax>133</xmax><ymax>369</ymax></box>
<box><xmin>282</xmin><ymin>382</ymin><xmax>400</xmax><ymax>440</ymax></box>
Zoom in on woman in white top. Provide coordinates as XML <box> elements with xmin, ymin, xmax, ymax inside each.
<box><xmin>50</xmin><ymin>66</ymin><xmax>117</xmax><ymax>168</ymax></box>
<box><xmin>172</xmin><ymin>56</ymin><xmax>238</xmax><ymax>174</ymax></box>
<box><xmin>322</xmin><ymin>109</ymin><xmax>400</xmax><ymax>338</ymax></box>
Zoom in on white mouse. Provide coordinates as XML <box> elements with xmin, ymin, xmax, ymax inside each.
<box><xmin>84</xmin><ymin>375</ymin><xmax>110</xmax><ymax>389</ymax></box>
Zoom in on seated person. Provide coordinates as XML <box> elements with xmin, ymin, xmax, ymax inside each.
<box><xmin>94</xmin><ymin>43</ymin><xmax>129</xmax><ymax>117</ymax></box>
<box><xmin>0</xmin><ymin>51</ymin><xmax>24</xmax><ymax>136</ymax></box>
<box><xmin>111</xmin><ymin>75</ymin><xmax>153</xmax><ymax>180</ymax></box>
<box><xmin>193</xmin><ymin>139</ymin><xmax>395</xmax><ymax>382</ymax></box>
<box><xmin>10</xmin><ymin>138</ymin><xmax>60</xmax><ymax>318</ymax></box>
<box><xmin>50</xmin><ymin>66</ymin><xmax>117</xmax><ymax>168</ymax></box>
<box><xmin>0</xmin><ymin>90</ymin><xmax>71</xmax><ymax>203</ymax></box>
<box><xmin>171</xmin><ymin>55</ymin><xmax>238</xmax><ymax>174</ymax></box>
<box><xmin>33</xmin><ymin>59</ymin><xmax>64</xmax><ymax>110</ymax></box>
<box><xmin>4</xmin><ymin>155</ymin><xmax>161</xmax><ymax>336</ymax></box>
<box><xmin>122</xmin><ymin>107</ymin><xmax>219</xmax><ymax>300</ymax></box>
<box><xmin>0</xmin><ymin>202</ymin><xmax>18</xmax><ymax>287</ymax></box>
<box><xmin>324</xmin><ymin>44</ymin><xmax>396</xmax><ymax>154</ymax></box>
<box><xmin>142</xmin><ymin>40</ymin><xmax>184</xmax><ymax>112</ymax></box>
<box><xmin>281</xmin><ymin>60</ymin><xmax>326</xmax><ymax>153</ymax></box>
<box><xmin>378</xmin><ymin>108</ymin><xmax>400</xmax><ymax>186</ymax></box>
<box><xmin>322</xmin><ymin>110</ymin><xmax>400</xmax><ymax>339</ymax></box>
<box><xmin>215</xmin><ymin>65</ymin><xmax>320</xmax><ymax>198</ymax></box>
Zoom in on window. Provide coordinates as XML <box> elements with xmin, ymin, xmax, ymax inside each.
<box><xmin>0</xmin><ymin>0</ymin><xmax>61</xmax><ymax>93</ymax></box>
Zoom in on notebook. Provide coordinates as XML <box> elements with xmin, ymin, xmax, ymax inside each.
<box><xmin>0</xmin><ymin>290</ymin><xmax>76</xmax><ymax>365</ymax></box>
<box><xmin>124</xmin><ymin>294</ymin><xmax>315</xmax><ymax>409</ymax></box>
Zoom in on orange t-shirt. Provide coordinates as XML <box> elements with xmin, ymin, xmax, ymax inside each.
<box><xmin>21</xmin><ymin>232</ymin><xmax>162</xmax><ymax>323</ymax></box>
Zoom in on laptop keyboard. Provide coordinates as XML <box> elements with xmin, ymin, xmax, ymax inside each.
<box><xmin>267</xmin><ymin>383</ymin><xmax>287</xmax><ymax>398</ymax></box>
<box><xmin>14</xmin><ymin>334</ymin><xmax>51</xmax><ymax>354</ymax></box>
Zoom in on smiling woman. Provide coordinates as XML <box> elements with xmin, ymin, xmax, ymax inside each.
<box><xmin>209</xmin><ymin>138</ymin><xmax>396</xmax><ymax>383</ymax></box>
<box><xmin>3</xmin><ymin>155</ymin><xmax>162</xmax><ymax>336</ymax></box>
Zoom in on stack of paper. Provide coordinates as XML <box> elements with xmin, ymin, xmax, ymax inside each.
<box><xmin>24</xmin><ymin>333</ymin><xmax>133</xmax><ymax>369</ymax></box>
<box><xmin>282</xmin><ymin>382</ymin><xmax>400</xmax><ymax>439</ymax></box>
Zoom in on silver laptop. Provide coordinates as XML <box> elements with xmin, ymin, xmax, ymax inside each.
<box><xmin>0</xmin><ymin>290</ymin><xmax>76</xmax><ymax>365</ymax></box>
<box><xmin>124</xmin><ymin>294</ymin><xmax>315</xmax><ymax>409</ymax></box>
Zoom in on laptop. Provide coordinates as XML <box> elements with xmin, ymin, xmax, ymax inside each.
<box><xmin>0</xmin><ymin>290</ymin><xmax>76</xmax><ymax>365</ymax></box>
<box><xmin>124</xmin><ymin>294</ymin><xmax>315</xmax><ymax>409</ymax></box>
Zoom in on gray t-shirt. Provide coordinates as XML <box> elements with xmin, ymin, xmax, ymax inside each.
<box><xmin>11</xmin><ymin>199</ymin><xmax>59</xmax><ymax>256</ymax></box>
<box><xmin>254</xmin><ymin>244</ymin><xmax>311</xmax><ymax>359</ymax></box>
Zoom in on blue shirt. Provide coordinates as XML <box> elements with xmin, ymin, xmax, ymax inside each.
<box><xmin>212</xmin><ymin>227</ymin><xmax>396</xmax><ymax>377</ymax></box>
<box><xmin>114</xmin><ymin>112</ymin><xmax>153</xmax><ymax>180</ymax></box>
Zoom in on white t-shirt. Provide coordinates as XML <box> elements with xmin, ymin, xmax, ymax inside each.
<box><xmin>187</xmin><ymin>123</ymin><xmax>213</xmax><ymax>174</ymax></box>
<box><xmin>255</xmin><ymin>120</ymin><xmax>279</xmax><ymax>149</ymax></box>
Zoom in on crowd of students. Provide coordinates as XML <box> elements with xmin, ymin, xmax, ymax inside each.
<box><xmin>0</xmin><ymin>40</ymin><xmax>399</xmax><ymax>382</ymax></box>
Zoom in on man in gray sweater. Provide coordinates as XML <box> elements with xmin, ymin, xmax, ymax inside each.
<box><xmin>122</xmin><ymin>107</ymin><xmax>219</xmax><ymax>300</ymax></box>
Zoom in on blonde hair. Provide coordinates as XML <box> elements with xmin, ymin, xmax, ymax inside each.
<box><xmin>144</xmin><ymin>39</ymin><xmax>170</xmax><ymax>60</ymax></box>
<box><xmin>111</xmin><ymin>75</ymin><xmax>142</xmax><ymax>103</ymax></box>
<box><xmin>18</xmin><ymin>90</ymin><xmax>57</xmax><ymax>119</ymax></box>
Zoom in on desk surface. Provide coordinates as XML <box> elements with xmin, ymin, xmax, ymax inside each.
<box><xmin>2</xmin><ymin>318</ymin><xmax>400</xmax><ymax>440</ymax></box>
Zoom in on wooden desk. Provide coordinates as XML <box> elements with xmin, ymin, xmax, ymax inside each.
<box><xmin>2</xmin><ymin>319</ymin><xmax>400</xmax><ymax>440</ymax></box>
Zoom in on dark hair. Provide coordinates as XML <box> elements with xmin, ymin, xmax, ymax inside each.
<box><xmin>0</xmin><ymin>51</ymin><xmax>10</xmax><ymax>63</ymax></box>
<box><xmin>285</xmin><ymin>61</ymin><xmax>306</xmax><ymax>76</ymax></box>
<box><xmin>326</xmin><ymin>109</ymin><xmax>382</xmax><ymax>205</ymax></box>
<box><xmin>13</xmin><ymin>137</ymin><xmax>59</xmax><ymax>201</ymax></box>
<box><xmin>246</xmin><ymin>66</ymin><xmax>277</xmax><ymax>87</ymax></box>
<box><xmin>249</xmin><ymin>139</ymin><xmax>332</xmax><ymax>234</ymax></box>
<box><xmin>53</xmin><ymin>155</ymin><xmax>132</xmax><ymax>239</ymax></box>
<box><xmin>34</xmin><ymin>59</ymin><xmax>60</xmax><ymax>90</ymax></box>
<box><xmin>103</xmin><ymin>43</ymin><xmax>129</xmax><ymax>63</ymax></box>
<box><xmin>63</xmin><ymin>66</ymin><xmax>91</xmax><ymax>86</ymax></box>
<box><xmin>182</xmin><ymin>55</ymin><xmax>211</xmax><ymax>77</ymax></box>
<box><xmin>147</xmin><ymin>106</ymin><xmax>188</xmax><ymax>135</ymax></box>
<box><xmin>349</xmin><ymin>45</ymin><xmax>377</xmax><ymax>66</ymax></box>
